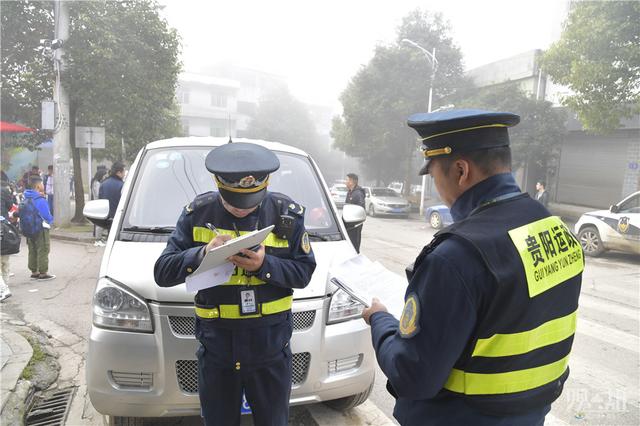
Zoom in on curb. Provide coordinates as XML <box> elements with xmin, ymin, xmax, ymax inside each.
<box><xmin>0</xmin><ymin>328</ymin><xmax>33</xmax><ymax>413</ymax></box>
<box><xmin>49</xmin><ymin>233</ymin><xmax>96</xmax><ymax>244</ymax></box>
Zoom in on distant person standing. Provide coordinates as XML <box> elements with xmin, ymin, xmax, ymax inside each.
<box><xmin>99</xmin><ymin>161</ymin><xmax>126</xmax><ymax>221</ymax></box>
<box><xmin>44</xmin><ymin>165</ymin><xmax>54</xmax><ymax>215</ymax></box>
<box><xmin>91</xmin><ymin>166</ymin><xmax>108</xmax><ymax>201</ymax></box>
<box><xmin>344</xmin><ymin>173</ymin><xmax>366</xmax><ymax>253</ymax></box>
<box><xmin>536</xmin><ymin>181</ymin><xmax>549</xmax><ymax>208</ymax></box>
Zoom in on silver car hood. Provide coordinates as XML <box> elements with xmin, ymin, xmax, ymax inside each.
<box><xmin>104</xmin><ymin>240</ymin><xmax>356</xmax><ymax>303</ymax></box>
<box><xmin>373</xmin><ymin>196</ymin><xmax>407</xmax><ymax>204</ymax></box>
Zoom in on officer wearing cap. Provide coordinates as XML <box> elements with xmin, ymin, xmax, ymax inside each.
<box><xmin>362</xmin><ymin>110</ymin><xmax>583</xmax><ymax>425</ymax></box>
<box><xmin>154</xmin><ymin>142</ymin><xmax>316</xmax><ymax>426</ymax></box>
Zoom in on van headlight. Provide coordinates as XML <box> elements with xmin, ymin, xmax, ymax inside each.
<box><xmin>93</xmin><ymin>278</ymin><xmax>153</xmax><ymax>333</ymax></box>
<box><xmin>327</xmin><ymin>289</ymin><xmax>364</xmax><ymax>324</ymax></box>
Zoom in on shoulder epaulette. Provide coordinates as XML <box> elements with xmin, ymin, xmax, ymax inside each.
<box><xmin>185</xmin><ymin>191</ymin><xmax>216</xmax><ymax>215</ymax></box>
<box><xmin>269</xmin><ymin>192</ymin><xmax>305</xmax><ymax>216</ymax></box>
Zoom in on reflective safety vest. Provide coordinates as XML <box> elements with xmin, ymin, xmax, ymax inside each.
<box><xmin>429</xmin><ymin>194</ymin><xmax>583</xmax><ymax>415</ymax></box>
<box><xmin>188</xmin><ymin>193</ymin><xmax>300</xmax><ymax>321</ymax></box>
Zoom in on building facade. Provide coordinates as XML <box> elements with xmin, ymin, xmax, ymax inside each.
<box><xmin>177</xmin><ymin>72</ymin><xmax>240</xmax><ymax>138</ymax></box>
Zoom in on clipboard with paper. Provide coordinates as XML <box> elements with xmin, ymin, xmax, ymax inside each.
<box><xmin>185</xmin><ymin>225</ymin><xmax>275</xmax><ymax>293</ymax></box>
<box><xmin>330</xmin><ymin>254</ymin><xmax>409</xmax><ymax>316</ymax></box>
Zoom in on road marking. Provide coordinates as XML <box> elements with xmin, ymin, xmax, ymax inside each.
<box><xmin>545</xmin><ymin>413</ymin><xmax>569</xmax><ymax>425</ymax></box>
<box><xmin>578</xmin><ymin>293</ymin><xmax>639</xmax><ymax>322</ymax></box>
<box><xmin>307</xmin><ymin>400</ymin><xmax>396</xmax><ymax>425</ymax></box>
<box><xmin>577</xmin><ymin>317</ymin><xmax>639</xmax><ymax>353</ymax></box>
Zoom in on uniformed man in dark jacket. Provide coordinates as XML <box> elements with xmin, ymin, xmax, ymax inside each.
<box><xmin>362</xmin><ymin>110</ymin><xmax>583</xmax><ymax>426</ymax></box>
<box><xmin>344</xmin><ymin>173</ymin><xmax>366</xmax><ymax>252</ymax></box>
<box><xmin>98</xmin><ymin>161</ymin><xmax>126</xmax><ymax>220</ymax></box>
<box><xmin>154</xmin><ymin>142</ymin><xmax>316</xmax><ymax>426</ymax></box>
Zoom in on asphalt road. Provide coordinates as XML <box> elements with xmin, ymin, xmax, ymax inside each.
<box><xmin>2</xmin><ymin>214</ymin><xmax>638</xmax><ymax>425</ymax></box>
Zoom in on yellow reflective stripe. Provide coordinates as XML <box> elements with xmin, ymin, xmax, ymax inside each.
<box><xmin>193</xmin><ymin>227</ymin><xmax>216</xmax><ymax>243</ymax></box>
<box><xmin>472</xmin><ymin>311</ymin><xmax>577</xmax><ymax>358</ymax></box>
<box><xmin>215</xmin><ymin>176</ymin><xmax>270</xmax><ymax>193</ymax></box>
<box><xmin>444</xmin><ymin>355</ymin><xmax>569</xmax><ymax>395</ymax></box>
<box><xmin>192</xmin><ymin>227</ymin><xmax>288</xmax><ymax>248</ymax></box>
<box><xmin>226</xmin><ymin>273</ymin><xmax>266</xmax><ymax>286</ymax></box>
<box><xmin>194</xmin><ymin>296</ymin><xmax>293</xmax><ymax>320</ymax></box>
<box><xmin>420</xmin><ymin>124</ymin><xmax>508</xmax><ymax>141</ymax></box>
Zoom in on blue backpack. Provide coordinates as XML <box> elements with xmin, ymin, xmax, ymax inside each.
<box><xmin>18</xmin><ymin>197</ymin><xmax>44</xmax><ymax>238</ymax></box>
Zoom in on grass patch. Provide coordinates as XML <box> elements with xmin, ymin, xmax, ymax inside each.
<box><xmin>20</xmin><ymin>337</ymin><xmax>47</xmax><ymax>380</ymax></box>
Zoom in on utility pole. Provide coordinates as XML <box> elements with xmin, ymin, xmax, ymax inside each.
<box><xmin>52</xmin><ymin>0</ymin><xmax>71</xmax><ymax>226</ymax></box>
<box><xmin>402</xmin><ymin>39</ymin><xmax>438</xmax><ymax>217</ymax></box>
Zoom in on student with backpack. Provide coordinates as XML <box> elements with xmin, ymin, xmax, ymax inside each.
<box><xmin>20</xmin><ymin>176</ymin><xmax>55</xmax><ymax>280</ymax></box>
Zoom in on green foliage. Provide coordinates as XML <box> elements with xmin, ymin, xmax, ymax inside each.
<box><xmin>65</xmin><ymin>0</ymin><xmax>182</xmax><ymax>160</ymax></box>
<box><xmin>1</xmin><ymin>1</ymin><xmax>55</xmax><ymax>150</ymax></box>
<box><xmin>1</xmin><ymin>0</ymin><xmax>182</xmax><ymax>159</ymax></box>
<box><xmin>542</xmin><ymin>1</ymin><xmax>640</xmax><ymax>134</ymax></box>
<box><xmin>457</xmin><ymin>84</ymin><xmax>567</xmax><ymax>172</ymax></box>
<box><xmin>332</xmin><ymin>9</ymin><xmax>471</xmax><ymax>185</ymax></box>
<box><xmin>245</xmin><ymin>86</ymin><xmax>320</xmax><ymax>155</ymax></box>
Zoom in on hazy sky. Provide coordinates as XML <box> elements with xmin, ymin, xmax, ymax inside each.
<box><xmin>159</xmin><ymin>0</ymin><xmax>569</xmax><ymax>109</ymax></box>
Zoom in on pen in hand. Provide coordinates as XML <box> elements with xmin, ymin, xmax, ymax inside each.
<box><xmin>205</xmin><ymin>222</ymin><xmax>219</xmax><ymax>236</ymax></box>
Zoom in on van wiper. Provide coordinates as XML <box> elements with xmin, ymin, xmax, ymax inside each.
<box><xmin>122</xmin><ymin>226</ymin><xmax>175</xmax><ymax>234</ymax></box>
<box><xmin>307</xmin><ymin>231</ymin><xmax>332</xmax><ymax>241</ymax></box>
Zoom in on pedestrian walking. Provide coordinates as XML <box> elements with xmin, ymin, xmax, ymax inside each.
<box><xmin>344</xmin><ymin>173</ymin><xmax>366</xmax><ymax>253</ymax></box>
<box><xmin>154</xmin><ymin>142</ymin><xmax>316</xmax><ymax>425</ymax></box>
<box><xmin>363</xmin><ymin>110</ymin><xmax>583</xmax><ymax>425</ymax></box>
<box><xmin>0</xmin><ymin>214</ymin><xmax>20</xmax><ymax>301</ymax></box>
<box><xmin>44</xmin><ymin>165</ymin><xmax>54</xmax><ymax>215</ymax></box>
<box><xmin>21</xmin><ymin>176</ymin><xmax>55</xmax><ymax>280</ymax></box>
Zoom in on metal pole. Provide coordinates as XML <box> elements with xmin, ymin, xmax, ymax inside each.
<box><xmin>87</xmin><ymin>130</ymin><xmax>93</xmax><ymax>200</ymax></box>
<box><xmin>419</xmin><ymin>47</ymin><xmax>437</xmax><ymax>217</ymax></box>
<box><xmin>52</xmin><ymin>0</ymin><xmax>71</xmax><ymax>226</ymax></box>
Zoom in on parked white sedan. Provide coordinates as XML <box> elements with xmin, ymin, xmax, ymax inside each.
<box><xmin>364</xmin><ymin>187</ymin><xmax>411</xmax><ymax>218</ymax></box>
<box><xmin>574</xmin><ymin>191</ymin><xmax>640</xmax><ymax>257</ymax></box>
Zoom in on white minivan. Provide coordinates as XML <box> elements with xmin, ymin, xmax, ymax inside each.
<box><xmin>84</xmin><ymin>137</ymin><xmax>375</xmax><ymax>425</ymax></box>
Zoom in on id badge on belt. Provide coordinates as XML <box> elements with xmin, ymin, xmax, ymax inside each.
<box><xmin>240</xmin><ymin>289</ymin><xmax>258</xmax><ymax>315</ymax></box>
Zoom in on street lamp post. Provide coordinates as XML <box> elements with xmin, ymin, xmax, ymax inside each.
<box><xmin>402</xmin><ymin>38</ymin><xmax>438</xmax><ymax>217</ymax></box>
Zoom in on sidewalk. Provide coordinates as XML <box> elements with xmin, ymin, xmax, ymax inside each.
<box><xmin>50</xmin><ymin>224</ymin><xmax>96</xmax><ymax>244</ymax></box>
<box><xmin>0</xmin><ymin>316</ymin><xmax>33</xmax><ymax>421</ymax></box>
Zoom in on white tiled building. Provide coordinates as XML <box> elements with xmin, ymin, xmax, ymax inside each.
<box><xmin>177</xmin><ymin>72</ymin><xmax>240</xmax><ymax>137</ymax></box>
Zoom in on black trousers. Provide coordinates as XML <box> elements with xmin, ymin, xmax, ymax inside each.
<box><xmin>347</xmin><ymin>225</ymin><xmax>363</xmax><ymax>253</ymax></box>
<box><xmin>196</xmin><ymin>315</ymin><xmax>293</xmax><ymax>426</ymax></box>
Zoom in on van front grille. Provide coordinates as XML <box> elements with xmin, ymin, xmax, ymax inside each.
<box><xmin>176</xmin><ymin>352</ymin><xmax>311</xmax><ymax>394</ymax></box>
<box><xmin>169</xmin><ymin>311</ymin><xmax>316</xmax><ymax>337</ymax></box>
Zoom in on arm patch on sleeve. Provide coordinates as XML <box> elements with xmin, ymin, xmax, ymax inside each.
<box><xmin>399</xmin><ymin>293</ymin><xmax>421</xmax><ymax>338</ymax></box>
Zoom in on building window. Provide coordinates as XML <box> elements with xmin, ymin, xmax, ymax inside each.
<box><xmin>211</xmin><ymin>92</ymin><xmax>227</xmax><ymax>108</ymax></box>
<box><xmin>210</xmin><ymin>123</ymin><xmax>225</xmax><ymax>137</ymax></box>
<box><xmin>181</xmin><ymin>119</ymin><xmax>189</xmax><ymax>136</ymax></box>
<box><xmin>177</xmin><ymin>89</ymin><xmax>189</xmax><ymax>104</ymax></box>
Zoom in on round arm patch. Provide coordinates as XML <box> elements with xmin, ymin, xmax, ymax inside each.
<box><xmin>399</xmin><ymin>293</ymin><xmax>420</xmax><ymax>338</ymax></box>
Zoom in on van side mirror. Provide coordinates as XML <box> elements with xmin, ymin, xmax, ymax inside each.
<box><xmin>610</xmin><ymin>204</ymin><xmax>620</xmax><ymax>213</ymax></box>
<box><xmin>83</xmin><ymin>199</ymin><xmax>112</xmax><ymax>229</ymax></box>
<box><xmin>342</xmin><ymin>204</ymin><xmax>366</xmax><ymax>229</ymax></box>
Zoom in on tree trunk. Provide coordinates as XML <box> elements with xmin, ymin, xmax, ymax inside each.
<box><xmin>70</xmin><ymin>103</ymin><xmax>86</xmax><ymax>223</ymax></box>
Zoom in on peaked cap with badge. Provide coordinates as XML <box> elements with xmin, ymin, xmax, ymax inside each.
<box><xmin>205</xmin><ymin>142</ymin><xmax>280</xmax><ymax>209</ymax></box>
<box><xmin>407</xmin><ymin>109</ymin><xmax>520</xmax><ymax>175</ymax></box>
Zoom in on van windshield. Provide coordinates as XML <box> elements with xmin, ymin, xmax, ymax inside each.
<box><xmin>122</xmin><ymin>147</ymin><xmax>340</xmax><ymax>235</ymax></box>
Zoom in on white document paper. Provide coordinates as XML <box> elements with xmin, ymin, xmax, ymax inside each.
<box><xmin>185</xmin><ymin>262</ymin><xmax>235</xmax><ymax>293</ymax></box>
<box><xmin>184</xmin><ymin>225</ymin><xmax>275</xmax><ymax>293</ymax></box>
<box><xmin>330</xmin><ymin>254</ymin><xmax>408</xmax><ymax>316</ymax></box>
